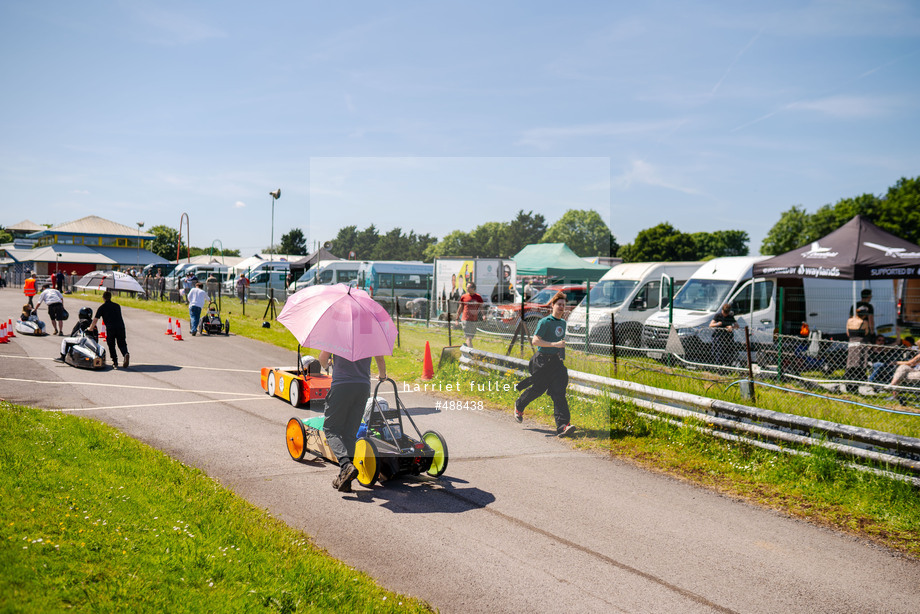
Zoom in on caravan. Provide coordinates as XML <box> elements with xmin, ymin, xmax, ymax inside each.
<box><xmin>357</xmin><ymin>261</ymin><xmax>433</xmax><ymax>313</ymax></box>
<box><xmin>289</xmin><ymin>260</ymin><xmax>361</xmax><ymax>291</ymax></box>
<box><xmin>566</xmin><ymin>261</ymin><xmax>702</xmax><ymax>349</ymax></box>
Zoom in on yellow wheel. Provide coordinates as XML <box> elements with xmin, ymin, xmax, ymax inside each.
<box><xmin>285</xmin><ymin>418</ymin><xmax>306</xmax><ymax>461</ymax></box>
<box><xmin>353</xmin><ymin>438</ymin><xmax>379</xmax><ymax>487</ymax></box>
<box><xmin>422</xmin><ymin>430</ymin><xmax>449</xmax><ymax>477</ymax></box>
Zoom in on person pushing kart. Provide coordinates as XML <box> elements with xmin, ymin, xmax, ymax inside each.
<box><xmin>514</xmin><ymin>291</ymin><xmax>576</xmax><ymax>437</ymax></box>
<box><xmin>88</xmin><ymin>291</ymin><xmax>130</xmax><ymax>369</ymax></box>
<box><xmin>318</xmin><ymin>351</ymin><xmax>387</xmax><ymax>492</ymax></box>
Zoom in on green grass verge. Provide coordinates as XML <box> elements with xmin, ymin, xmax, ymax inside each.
<box><xmin>0</xmin><ymin>402</ymin><xmax>433</xmax><ymax>613</ymax></box>
<box><xmin>65</xmin><ymin>294</ymin><xmax>920</xmax><ymax>559</ymax></box>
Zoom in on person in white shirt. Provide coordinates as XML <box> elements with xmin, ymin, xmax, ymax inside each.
<box><xmin>35</xmin><ymin>283</ymin><xmax>66</xmax><ymax>335</ymax></box>
<box><xmin>186</xmin><ymin>282</ymin><xmax>210</xmax><ymax>336</ymax></box>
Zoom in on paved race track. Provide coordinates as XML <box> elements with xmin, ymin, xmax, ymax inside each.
<box><xmin>2</xmin><ymin>289</ymin><xmax>919</xmax><ymax>613</ymax></box>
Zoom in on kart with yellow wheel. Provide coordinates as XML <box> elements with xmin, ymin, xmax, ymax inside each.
<box><xmin>285</xmin><ymin>377</ymin><xmax>448</xmax><ymax>487</ymax></box>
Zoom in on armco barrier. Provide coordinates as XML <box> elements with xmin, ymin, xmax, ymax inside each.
<box><xmin>458</xmin><ymin>347</ymin><xmax>920</xmax><ymax>484</ymax></box>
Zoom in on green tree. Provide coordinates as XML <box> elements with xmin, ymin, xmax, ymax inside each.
<box><xmin>760</xmin><ymin>206</ymin><xmax>810</xmax><ymax>255</ymax></box>
<box><xmin>372</xmin><ymin>228</ymin><xmax>408</xmax><ymax>260</ymax></box>
<box><xmin>279</xmin><ymin>228</ymin><xmax>308</xmax><ymax>255</ymax></box>
<box><xmin>541</xmin><ymin>209</ymin><xmax>617</xmax><ymax>257</ymax></box>
<box><xmin>353</xmin><ymin>225</ymin><xmax>379</xmax><ymax>260</ymax></box>
<box><xmin>405</xmin><ymin>231</ymin><xmax>437</xmax><ymax>261</ymax></box>
<box><xmin>424</xmin><ymin>230</ymin><xmax>474</xmax><ymax>260</ymax></box>
<box><xmin>148</xmin><ymin>225</ymin><xmax>186</xmax><ymax>260</ymax></box>
<box><xmin>691</xmin><ymin>230</ymin><xmax>749</xmax><ymax>259</ymax></box>
<box><xmin>329</xmin><ymin>225</ymin><xmax>359</xmax><ymax>259</ymax></box>
<box><xmin>877</xmin><ymin>176</ymin><xmax>920</xmax><ymax>244</ymax></box>
<box><xmin>618</xmin><ymin>223</ymin><xmax>698</xmax><ymax>262</ymax></box>
<box><xmin>0</xmin><ymin>226</ymin><xmax>12</xmax><ymax>244</ymax></box>
<box><xmin>506</xmin><ymin>210</ymin><xmax>547</xmax><ymax>255</ymax></box>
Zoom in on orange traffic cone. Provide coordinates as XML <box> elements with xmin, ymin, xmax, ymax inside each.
<box><xmin>421</xmin><ymin>341</ymin><xmax>434</xmax><ymax>380</ymax></box>
<box><xmin>165</xmin><ymin>317</ymin><xmax>173</xmax><ymax>335</ymax></box>
<box><xmin>0</xmin><ymin>321</ymin><xmax>8</xmax><ymax>344</ymax></box>
<box><xmin>7</xmin><ymin>318</ymin><xmax>15</xmax><ymax>337</ymax></box>
<box><xmin>174</xmin><ymin>320</ymin><xmax>184</xmax><ymax>341</ymax></box>
<box><xmin>99</xmin><ymin>321</ymin><xmax>107</xmax><ymax>341</ymax></box>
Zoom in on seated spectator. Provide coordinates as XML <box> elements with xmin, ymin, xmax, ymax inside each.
<box><xmin>890</xmin><ymin>348</ymin><xmax>920</xmax><ymax>404</ymax></box>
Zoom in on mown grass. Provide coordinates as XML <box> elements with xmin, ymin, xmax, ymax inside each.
<box><xmin>426</xmin><ymin>361</ymin><xmax>920</xmax><ymax>558</ymax></box>
<box><xmin>0</xmin><ymin>402</ymin><xmax>433</xmax><ymax>613</ymax></box>
<box><xmin>68</xmin><ymin>294</ymin><xmax>920</xmax><ymax>558</ymax></box>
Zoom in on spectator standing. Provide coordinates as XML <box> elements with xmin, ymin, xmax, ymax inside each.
<box><xmin>55</xmin><ymin>269</ymin><xmax>64</xmax><ymax>293</ymax></box>
<box><xmin>23</xmin><ymin>271</ymin><xmax>37</xmax><ymax>308</ymax></box>
<box><xmin>187</xmin><ymin>282</ymin><xmax>209</xmax><ymax>335</ymax></box>
<box><xmin>89</xmin><ymin>291</ymin><xmax>130</xmax><ymax>369</ymax></box>
<box><xmin>236</xmin><ymin>274</ymin><xmax>249</xmax><ymax>304</ymax></box>
<box><xmin>709</xmin><ymin>303</ymin><xmax>738</xmax><ymax>366</ymax></box>
<box><xmin>157</xmin><ymin>271</ymin><xmax>166</xmax><ymax>301</ymax></box>
<box><xmin>849</xmin><ymin>289</ymin><xmax>875</xmax><ymax>337</ymax></box>
<box><xmin>455</xmin><ymin>282</ymin><xmax>484</xmax><ymax>348</ymax></box>
<box><xmin>514</xmin><ymin>292</ymin><xmax>576</xmax><ymax>437</ymax></box>
<box><xmin>35</xmin><ymin>283</ymin><xmax>66</xmax><ymax>335</ymax></box>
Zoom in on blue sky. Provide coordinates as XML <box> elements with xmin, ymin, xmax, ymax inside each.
<box><xmin>1</xmin><ymin>1</ymin><xmax>918</xmax><ymax>256</ymax></box>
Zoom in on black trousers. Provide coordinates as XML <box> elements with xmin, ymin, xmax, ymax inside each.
<box><xmin>516</xmin><ymin>352</ymin><xmax>570</xmax><ymax>429</ymax></box>
<box><xmin>323</xmin><ymin>382</ymin><xmax>370</xmax><ymax>465</ymax></box>
<box><xmin>106</xmin><ymin>331</ymin><xmax>128</xmax><ymax>361</ymax></box>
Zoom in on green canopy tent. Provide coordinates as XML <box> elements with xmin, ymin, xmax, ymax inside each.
<box><xmin>512</xmin><ymin>243</ymin><xmax>609</xmax><ymax>283</ymax></box>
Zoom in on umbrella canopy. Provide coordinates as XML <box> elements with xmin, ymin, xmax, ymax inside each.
<box><xmin>75</xmin><ymin>270</ymin><xmax>146</xmax><ymax>294</ymax></box>
<box><xmin>277</xmin><ymin>284</ymin><xmax>397</xmax><ymax>361</ymax></box>
<box><xmin>753</xmin><ymin>215</ymin><xmax>920</xmax><ymax>280</ymax></box>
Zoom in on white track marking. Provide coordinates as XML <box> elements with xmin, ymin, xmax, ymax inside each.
<box><xmin>0</xmin><ymin>376</ymin><xmax>264</xmax><ymax>397</ymax></box>
<box><xmin>54</xmin><ymin>397</ymin><xmax>269</xmax><ymax>413</ymax></box>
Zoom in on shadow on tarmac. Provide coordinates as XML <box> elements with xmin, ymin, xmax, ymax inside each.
<box><xmin>345</xmin><ymin>475</ymin><xmax>496</xmax><ymax>514</ymax></box>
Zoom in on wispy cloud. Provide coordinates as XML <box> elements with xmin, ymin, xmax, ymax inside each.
<box><xmin>518</xmin><ymin>120</ymin><xmax>685</xmax><ymax>150</ymax></box>
<box><xmin>234</xmin><ymin>201</ymin><xmax>245</xmax><ymax>209</ymax></box>
<box><xmin>612</xmin><ymin>159</ymin><xmax>703</xmax><ymax>196</ymax></box>
<box><xmin>733</xmin><ymin>94</ymin><xmax>900</xmax><ymax>131</ymax></box>
<box><xmin>711</xmin><ymin>28</ymin><xmax>764</xmax><ymax>96</ymax></box>
<box><xmin>129</xmin><ymin>3</ymin><xmax>226</xmax><ymax>46</ymax></box>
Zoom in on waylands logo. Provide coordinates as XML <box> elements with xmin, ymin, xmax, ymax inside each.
<box><xmin>800</xmin><ymin>242</ymin><xmax>838</xmax><ymax>259</ymax></box>
<box><xmin>863</xmin><ymin>242</ymin><xmax>920</xmax><ymax>259</ymax></box>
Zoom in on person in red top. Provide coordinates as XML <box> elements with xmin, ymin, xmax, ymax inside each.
<box><xmin>23</xmin><ymin>271</ymin><xmax>37</xmax><ymax>308</ymax></box>
<box><xmin>456</xmin><ymin>282</ymin><xmax>484</xmax><ymax>347</ymax></box>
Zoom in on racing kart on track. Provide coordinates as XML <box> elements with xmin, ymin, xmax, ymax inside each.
<box><xmin>64</xmin><ymin>330</ymin><xmax>107</xmax><ymax>369</ymax></box>
<box><xmin>14</xmin><ymin>317</ymin><xmax>47</xmax><ymax>336</ymax></box>
<box><xmin>285</xmin><ymin>377</ymin><xmax>448</xmax><ymax>487</ymax></box>
<box><xmin>199</xmin><ymin>301</ymin><xmax>229</xmax><ymax>335</ymax></box>
<box><xmin>261</xmin><ymin>348</ymin><xmax>332</xmax><ymax>409</ymax></box>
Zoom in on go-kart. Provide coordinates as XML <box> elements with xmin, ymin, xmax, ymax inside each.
<box><xmin>64</xmin><ymin>330</ymin><xmax>107</xmax><ymax>369</ymax></box>
<box><xmin>261</xmin><ymin>347</ymin><xmax>332</xmax><ymax>409</ymax></box>
<box><xmin>199</xmin><ymin>301</ymin><xmax>229</xmax><ymax>335</ymax></box>
<box><xmin>14</xmin><ymin>317</ymin><xmax>47</xmax><ymax>336</ymax></box>
<box><xmin>285</xmin><ymin>378</ymin><xmax>448</xmax><ymax>487</ymax></box>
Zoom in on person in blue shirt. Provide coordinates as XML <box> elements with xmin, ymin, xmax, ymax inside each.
<box><xmin>514</xmin><ymin>291</ymin><xmax>575</xmax><ymax>437</ymax></box>
<box><xmin>319</xmin><ymin>351</ymin><xmax>387</xmax><ymax>492</ymax></box>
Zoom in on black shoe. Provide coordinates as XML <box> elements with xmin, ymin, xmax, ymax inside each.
<box><xmin>55</xmin><ymin>354</ymin><xmax>66</xmax><ymax>362</ymax></box>
<box><xmin>513</xmin><ymin>401</ymin><xmax>523</xmax><ymax>423</ymax></box>
<box><xmin>122</xmin><ymin>353</ymin><xmax>130</xmax><ymax>369</ymax></box>
<box><xmin>557</xmin><ymin>424</ymin><xmax>576</xmax><ymax>438</ymax></box>
<box><xmin>332</xmin><ymin>463</ymin><xmax>358</xmax><ymax>492</ymax></box>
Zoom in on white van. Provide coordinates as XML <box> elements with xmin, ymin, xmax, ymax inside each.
<box><xmin>290</xmin><ymin>260</ymin><xmax>360</xmax><ymax>291</ymax></box>
<box><xmin>566</xmin><ymin>261</ymin><xmax>703</xmax><ymax>348</ymax></box>
<box><xmin>641</xmin><ymin>256</ymin><xmax>896</xmax><ymax>360</ymax></box>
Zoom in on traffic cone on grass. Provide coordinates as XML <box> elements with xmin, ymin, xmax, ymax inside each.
<box><xmin>421</xmin><ymin>341</ymin><xmax>434</xmax><ymax>380</ymax></box>
<box><xmin>7</xmin><ymin>318</ymin><xmax>15</xmax><ymax>337</ymax></box>
<box><xmin>174</xmin><ymin>320</ymin><xmax>184</xmax><ymax>341</ymax></box>
<box><xmin>165</xmin><ymin>317</ymin><xmax>173</xmax><ymax>335</ymax></box>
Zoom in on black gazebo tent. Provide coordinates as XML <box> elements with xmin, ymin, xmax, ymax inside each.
<box><xmin>753</xmin><ymin>215</ymin><xmax>920</xmax><ymax>280</ymax></box>
<box><xmin>289</xmin><ymin>247</ymin><xmax>342</xmax><ymax>280</ymax></box>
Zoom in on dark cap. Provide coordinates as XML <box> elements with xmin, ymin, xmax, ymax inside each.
<box><xmin>861</xmin><ymin>289</ymin><xmax>872</xmax><ymax>298</ymax></box>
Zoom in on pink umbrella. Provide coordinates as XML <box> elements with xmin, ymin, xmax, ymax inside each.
<box><xmin>277</xmin><ymin>284</ymin><xmax>397</xmax><ymax>361</ymax></box>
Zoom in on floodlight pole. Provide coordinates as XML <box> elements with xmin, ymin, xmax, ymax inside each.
<box><xmin>269</xmin><ymin>189</ymin><xmax>281</xmax><ymax>256</ymax></box>
<box><xmin>136</xmin><ymin>222</ymin><xmax>144</xmax><ymax>272</ymax></box>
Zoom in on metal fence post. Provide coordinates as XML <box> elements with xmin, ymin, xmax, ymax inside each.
<box><xmin>611</xmin><ymin>312</ymin><xmax>618</xmax><ymax>377</ymax></box>
<box><xmin>777</xmin><ymin>287</ymin><xmax>785</xmax><ymax>381</ymax></box>
<box><xmin>585</xmin><ymin>280</ymin><xmax>591</xmax><ymax>354</ymax></box>
<box><xmin>745</xmin><ymin>325</ymin><xmax>756</xmax><ymax>404</ymax></box>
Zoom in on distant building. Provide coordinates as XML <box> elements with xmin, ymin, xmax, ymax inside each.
<box><xmin>0</xmin><ymin>215</ymin><xmax>166</xmax><ymax>283</ymax></box>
